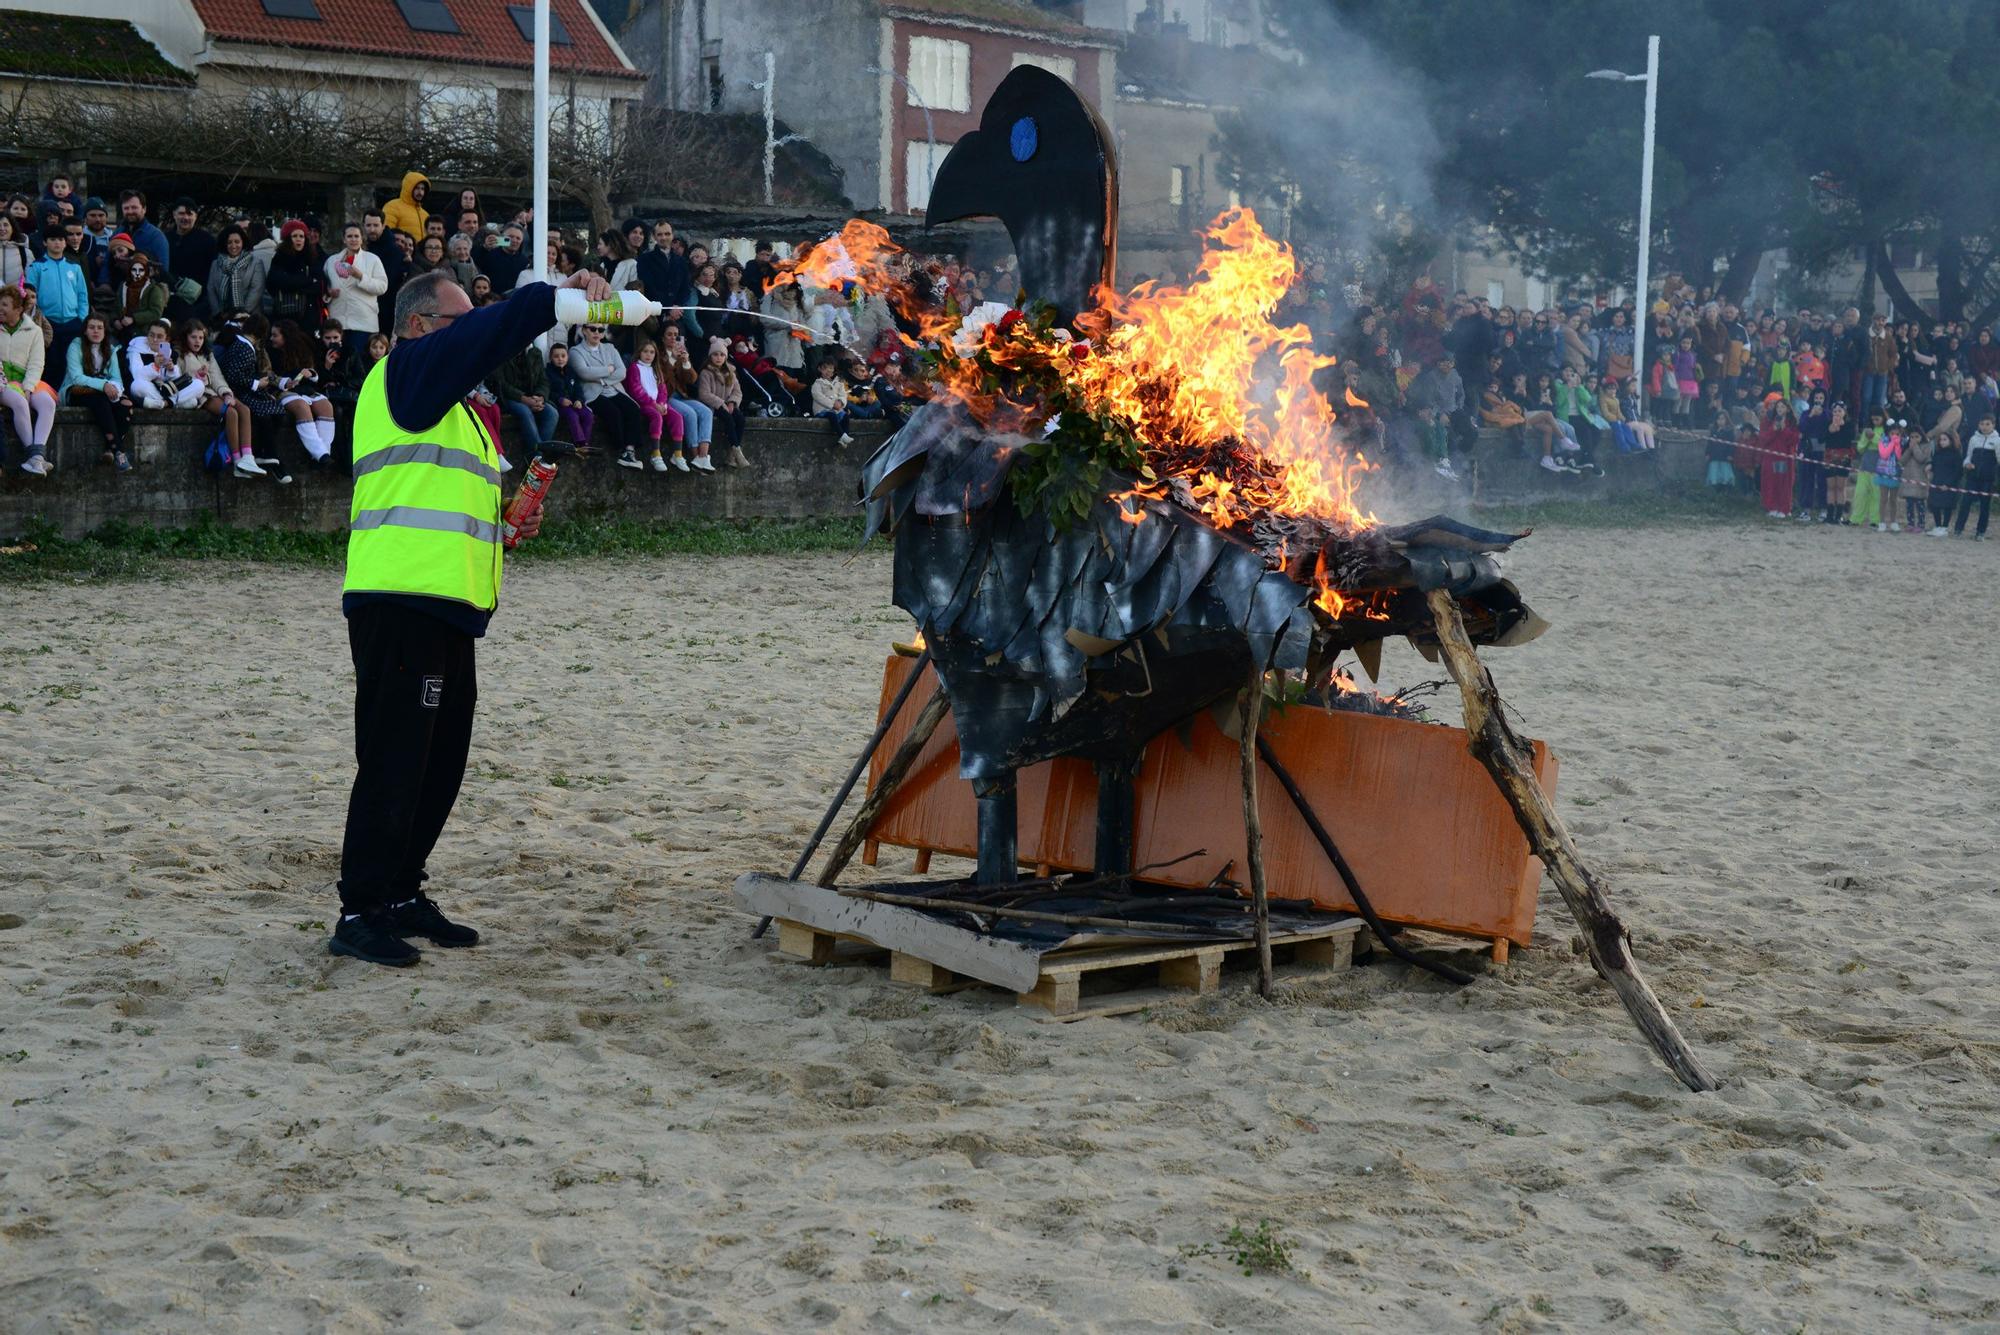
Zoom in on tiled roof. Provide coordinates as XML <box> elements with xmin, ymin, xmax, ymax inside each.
<box><xmin>0</xmin><ymin>13</ymin><xmax>194</xmax><ymax>87</ymax></box>
<box><xmin>883</xmin><ymin>0</ymin><xmax>1119</xmax><ymax>45</ymax></box>
<box><xmin>189</xmin><ymin>0</ymin><xmax>644</xmax><ymax>81</ymax></box>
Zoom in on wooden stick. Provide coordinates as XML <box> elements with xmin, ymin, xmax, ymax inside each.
<box><xmin>814</xmin><ymin>684</ymin><xmax>952</xmax><ymax>888</ymax></box>
<box><xmin>835</xmin><ymin>887</ymin><xmax>1231</xmax><ymax>936</ymax></box>
<box><xmin>1238</xmin><ymin>662</ymin><xmax>1275</xmax><ymax>999</ymax></box>
<box><xmin>1423</xmin><ymin>588</ymin><xmax>1720</xmax><ymax>1093</ymax></box>
<box><xmin>755</xmin><ymin>647</ymin><xmax>934</xmax><ymax>938</ymax></box>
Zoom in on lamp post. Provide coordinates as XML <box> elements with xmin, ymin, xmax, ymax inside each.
<box><xmin>864</xmin><ymin>63</ymin><xmax>934</xmax><ymax>212</ymax></box>
<box><xmin>1588</xmin><ymin>34</ymin><xmax>1658</xmax><ymax>418</ymax></box>
<box><xmin>531</xmin><ymin>0</ymin><xmax>550</xmax><ymax>285</ymax></box>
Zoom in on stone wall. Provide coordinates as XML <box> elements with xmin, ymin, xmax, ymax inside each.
<box><xmin>0</xmin><ymin>408</ymin><xmax>1712</xmax><ymax>542</ymax></box>
<box><xmin>0</xmin><ymin>410</ymin><xmax>892</xmax><ymax>541</ymax></box>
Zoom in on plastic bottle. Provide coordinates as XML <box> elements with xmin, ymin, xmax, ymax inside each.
<box><xmin>551</xmin><ymin>289</ymin><xmax>662</xmax><ymax>328</ymax></box>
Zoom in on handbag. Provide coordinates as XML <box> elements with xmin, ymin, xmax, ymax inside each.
<box><xmin>203</xmin><ymin>426</ymin><xmax>231</xmax><ymax>473</ymax></box>
<box><xmin>174</xmin><ymin>276</ymin><xmax>202</xmax><ymax>305</ymax></box>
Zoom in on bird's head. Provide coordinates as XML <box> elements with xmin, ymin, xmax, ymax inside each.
<box><xmin>924</xmin><ymin>64</ymin><xmax>1119</xmax><ymax>325</ymax></box>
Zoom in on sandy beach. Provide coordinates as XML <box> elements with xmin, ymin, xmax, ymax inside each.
<box><xmin>5</xmin><ymin>518</ymin><xmax>1999</xmax><ymax>1333</ymax></box>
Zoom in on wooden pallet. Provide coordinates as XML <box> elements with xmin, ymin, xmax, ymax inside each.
<box><xmin>769</xmin><ymin>915</ymin><xmax>1363</xmax><ymax>1022</ymax></box>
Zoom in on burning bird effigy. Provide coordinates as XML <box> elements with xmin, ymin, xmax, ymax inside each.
<box><xmin>738</xmin><ymin>67</ymin><xmax>1716</xmax><ymax>1092</ymax></box>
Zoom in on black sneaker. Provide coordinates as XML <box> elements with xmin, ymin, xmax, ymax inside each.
<box><xmin>384</xmin><ymin>894</ymin><xmax>480</xmax><ymax>948</ymax></box>
<box><xmin>329</xmin><ymin>912</ymin><xmax>421</xmax><ymax>967</ymax></box>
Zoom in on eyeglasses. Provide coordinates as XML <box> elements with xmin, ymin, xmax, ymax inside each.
<box><xmin>419</xmin><ymin>311</ymin><xmax>461</xmax><ymax>326</ymax></box>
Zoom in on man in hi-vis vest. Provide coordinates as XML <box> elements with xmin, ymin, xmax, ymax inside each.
<box><xmin>331</xmin><ymin>264</ymin><xmax>612</xmax><ymax>967</ymax></box>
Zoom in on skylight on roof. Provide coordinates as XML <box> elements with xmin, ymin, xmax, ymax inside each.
<box><xmin>507</xmin><ymin>5</ymin><xmax>572</xmax><ymax>45</ymax></box>
<box><xmin>261</xmin><ymin>0</ymin><xmax>323</xmax><ymax>18</ymax></box>
<box><xmin>393</xmin><ymin>0</ymin><xmax>461</xmax><ymax>35</ymax></box>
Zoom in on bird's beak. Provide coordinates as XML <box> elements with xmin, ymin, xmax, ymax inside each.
<box><xmin>923</xmin><ymin>133</ymin><xmax>991</xmax><ymax>239</ymax></box>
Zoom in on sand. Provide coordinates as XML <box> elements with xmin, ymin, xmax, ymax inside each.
<box><xmin>4</xmin><ymin>520</ymin><xmax>1999</xmax><ymax>1333</ymax></box>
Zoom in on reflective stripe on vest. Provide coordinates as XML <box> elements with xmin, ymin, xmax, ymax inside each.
<box><xmin>342</xmin><ymin>356</ymin><xmax>504</xmax><ymax>610</ymax></box>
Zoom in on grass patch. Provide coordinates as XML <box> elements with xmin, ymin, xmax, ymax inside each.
<box><xmin>1471</xmin><ymin>484</ymin><xmax>1765</xmax><ymax>531</ymax></box>
<box><xmin>0</xmin><ymin>514</ymin><xmax>868</xmax><ymax>583</ymax></box>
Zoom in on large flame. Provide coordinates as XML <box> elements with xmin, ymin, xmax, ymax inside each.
<box><xmin>776</xmin><ymin>208</ymin><xmax>1376</xmax><ymax>557</ymax></box>
<box><xmin>1071</xmin><ymin>208</ymin><xmax>1374</xmax><ymax>532</ymax></box>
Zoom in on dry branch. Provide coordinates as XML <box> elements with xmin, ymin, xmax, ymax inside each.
<box><xmin>1424</xmin><ymin>588</ymin><xmax>1720</xmax><ymax>1093</ymax></box>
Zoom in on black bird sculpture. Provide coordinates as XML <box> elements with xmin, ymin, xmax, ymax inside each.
<box><xmin>860</xmin><ymin>67</ymin><xmax>1543</xmax><ymax>888</ymax></box>
<box><xmin>924</xmin><ymin>64</ymin><xmax>1118</xmax><ymax>323</ymax></box>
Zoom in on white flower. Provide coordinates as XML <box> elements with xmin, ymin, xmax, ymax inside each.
<box><xmin>950</xmin><ymin>301</ymin><xmax>1015</xmax><ymax>357</ymax></box>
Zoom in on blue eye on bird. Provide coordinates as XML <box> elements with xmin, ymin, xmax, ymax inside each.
<box><xmin>1009</xmin><ymin>116</ymin><xmax>1038</xmax><ymax>163</ymax></box>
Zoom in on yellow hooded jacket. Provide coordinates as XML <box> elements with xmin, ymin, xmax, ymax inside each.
<box><xmin>382</xmin><ymin>171</ymin><xmax>429</xmax><ymax>240</ymax></box>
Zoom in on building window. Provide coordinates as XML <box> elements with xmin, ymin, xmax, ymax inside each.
<box><xmin>907</xmin><ymin>35</ymin><xmax>970</xmax><ymax>112</ymax></box>
<box><xmin>704</xmin><ymin>56</ymin><xmax>723</xmax><ymax>110</ymax></box>
<box><xmin>419</xmin><ymin>81</ymin><xmax>498</xmax><ymax>129</ymax></box>
<box><xmin>1486</xmin><ymin>280</ymin><xmax>1506</xmax><ymax>307</ymax></box>
<box><xmin>567</xmin><ymin>95</ymin><xmax>612</xmax><ymax>139</ymax></box>
<box><xmin>905</xmin><ymin>138</ymin><xmax>953</xmax><ymax>213</ymax></box>
<box><xmin>1169</xmin><ymin>165</ymin><xmax>1188</xmax><ymax>206</ymax></box>
<box><xmin>1011</xmin><ymin>51</ymin><xmax>1077</xmax><ymax>84</ymax></box>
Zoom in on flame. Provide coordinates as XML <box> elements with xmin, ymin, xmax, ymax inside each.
<box><xmin>772</xmin><ymin>219</ymin><xmax>902</xmax><ymax>294</ymax></box>
<box><xmin>1068</xmin><ymin>209</ymin><xmax>1376</xmax><ymax>536</ymax></box>
<box><xmin>788</xmin><ymin>208</ymin><xmax>1381</xmax><ymax>619</ymax></box>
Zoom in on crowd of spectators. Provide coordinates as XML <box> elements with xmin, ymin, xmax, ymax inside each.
<box><xmin>5</xmin><ymin>166</ymin><xmax>1997</xmax><ymax>538</ymax></box>
<box><xmin>0</xmin><ymin>170</ymin><xmax>963</xmax><ymax>482</ymax></box>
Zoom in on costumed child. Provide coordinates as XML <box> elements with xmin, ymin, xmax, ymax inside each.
<box><xmin>1705</xmin><ymin>408</ymin><xmax>1736</xmax><ymax>489</ymax></box>
<box><xmin>1927</xmin><ymin>428</ymin><xmax>1962</xmax><ymax>535</ymax></box>
<box><xmin>1850</xmin><ymin>409</ymin><xmax>1886</xmax><ymax>529</ymax></box>
<box><xmin>1902</xmin><ymin>426</ymin><xmax>1931</xmax><ymax>532</ymax></box>
<box><xmin>1873</xmin><ymin>418</ymin><xmax>1905</xmax><ymax>532</ymax></box>
<box><xmin>544</xmin><ymin>341</ymin><xmax>594</xmax><ymax>448</ymax></box>
<box><xmin>1822</xmin><ymin>401</ymin><xmax>1855</xmax><ymax>524</ymax></box>
<box><xmin>810</xmin><ymin>355</ymin><xmax>852</xmax><ymax>446</ymax></box>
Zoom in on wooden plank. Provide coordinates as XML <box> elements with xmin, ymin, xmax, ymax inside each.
<box><xmin>775</xmin><ymin>919</ymin><xmax>834</xmax><ymax>965</ymax></box>
<box><xmin>1037</xmin><ymin>923</ymin><xmax>1358</xmax><ymax>978</ymax></box>
<box><xmin>1028</xmin><ymin>963</ymin><xmax>1357</xmax><ymax>1024</ymax></box>
<box><xmin>1018</xmin><ymin>974</ymin><xmax>1082</xmax><ymax>1017</ymax></box>
<box><xmin>912</xmin><ymin>848</ymin><xmax>932</xmax><ymax>874</ymax></box>
<box><xmin>734</xmin><ymin>873</ymin><xmax>1046</xmax><ymax>992</ymax></box>
<box><xmin>1293</xmin><ymin>934</ymin><xmax>1354</xmax><ymax>969</ymax></box>
<box><xmin>1158</xmin><ymin>951</ymin><xmax>1222</xmax><ymax>995</ymax></box>
<box><xmin>889</xmin><ymin>951</ymin><xmax>959</xmax><ymax>991</ymax></box>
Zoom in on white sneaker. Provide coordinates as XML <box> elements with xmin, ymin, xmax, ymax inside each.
<box><xmin>649</xmin><ymin>453</ymin><xmax>668</xmax><ymax>472</ymax></box>
<box><xmin>19</xmin><ymin>454</ymin><xmax>48</xmax><ymax>476</ymax></box>
<box><xmin>1434</xmin><ymin>460</ymin><xmax>1459</xmax><ymax>480</ymax></box>
<box><xmin>1929</xmin><ymin>526</ymin><xmax>1948</xmax><ymax>537</ymax></box>
<box><xmin>617</xmin><ymin>449</ymin><xmax>642</xmax><ymax>470</ymax></box>
<box><xmin>1539</xmin><ymin>456</ymin><xmax>1563</xmax><ymax>473</ymax></box>
<box><xmin>234</xmin><ymin>455</ymin><xmax>267</xmax><ymax>477</ymax></box>
<box><xmin>692</xmin><ymin>455</ymin><xmax>716</xmax><ymax>473</ymax></box>
<box><xmin>1874</xmin><ymin>522</ymin><xmax>1886</xmax><ymax>531</ymax></box>
<box><xmin>671</xmin><ymin>453</ymin><xmax>691</xmax><ymax>473</ymax></box>
<box><xmin>1889</xmin><ymin>522</ymin><xmax>1902</xmax><ymax>533</ymax></box>
<box><xmin>838</xmin><ymin>432</ymin><xmax>855</xmax><ymax>448</ymax></box>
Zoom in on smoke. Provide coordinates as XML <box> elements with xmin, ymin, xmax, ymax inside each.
<box><xmin>1215</xmin><ymin>4</ymin><xmax>1446</xmax><ymax>285</ymax></box>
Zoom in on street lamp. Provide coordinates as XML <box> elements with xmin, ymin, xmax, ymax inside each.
<box><xmin>1587</xmin><ymin>35</ymin><xmax>1659</xmax><ymax>417</ymax></box>
<box><xmin>863</xmin><ymin>63</ymin><xmax>934</xmax><ymax>213</ymax></box>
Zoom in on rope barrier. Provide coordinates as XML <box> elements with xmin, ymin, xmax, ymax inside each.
<box><xmin>1697</xmin><ymin>437</ymin><xmax>2000</xmax><ymax>500</ymax></box>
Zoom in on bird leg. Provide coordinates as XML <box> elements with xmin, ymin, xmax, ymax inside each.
<box><xmin>1092</xmin><ymin>755</ymin><xmax>1139</xmax><ymax>879</ymax></box>
<box><xmin>973</xmin><ymin>772</ymin><xmax>1021</xmax><ymax>886</ymax></box>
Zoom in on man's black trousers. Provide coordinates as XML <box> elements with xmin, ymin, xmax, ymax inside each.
<box><xmin>337</xmin><ymin>603</ymin><xmax>477</xmax><ymax>915</ymax></box>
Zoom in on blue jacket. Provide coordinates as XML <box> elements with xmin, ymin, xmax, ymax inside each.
<box><xmin>126</xmin><ymin>219</ymin><xmax>170</xmax><ymax>270</ymax></box>
<box><xmin>27</xmin><ymin>255</ymin><xmax>88</xmax><ymax>323</ymax></box>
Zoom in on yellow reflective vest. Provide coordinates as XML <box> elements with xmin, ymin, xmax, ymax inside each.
<box><xmin>342</xmin><ymin>357</ymin><xmax>504</xmax><ymax>610</ymax></box>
